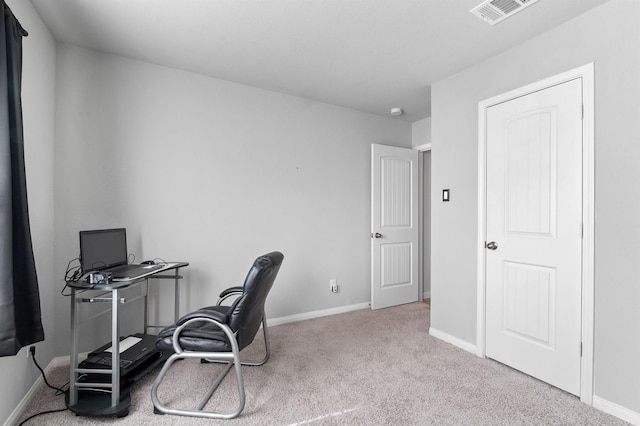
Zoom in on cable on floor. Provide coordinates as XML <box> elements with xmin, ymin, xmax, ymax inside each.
<box><xmin>17</xmin><ymin>347</ymin><xmax>69</xmax><ymax>425</ymax></box>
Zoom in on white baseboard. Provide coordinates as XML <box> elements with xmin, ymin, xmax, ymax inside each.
<box><xmin>4</xmin><ymin>355</ymin><xmax>64</xmax><ymax>426</ymax></box>
<box><xmin>426</xmin><ymin>329</ymin><xmax>640</xmax><ymax>425</ymax></box>
<box><xmin>593</xmin><ymin>395</ymin><xmax>640</xmax><ymax>425</ymax></box>
<box><xmin>268</xmin><ymin>302</ymin><xmax>370</xmax><ymax>326</ymax></box>
<box><xmin>429</xmin><ymin>327</ymin><xmax>477</xmax><ymax>354</ymax></box>
<box><xmin>5</xmin><ymin>376</ymin><xmax>47</xmax><ymax>426</ymax></box>
<box><xmin>426</xmin><ymin>330</ymin><xmax>640</xmax><ymax>425</ymax></box>
<box><xmin>4</xmin><ymin>354</ymin><xmax>87</xmax><ymax>426</ymax></box>
<box><xmin>422</xmin><ymin>291</ymin><xmax>431</xmax><ymax>300</ymax></box>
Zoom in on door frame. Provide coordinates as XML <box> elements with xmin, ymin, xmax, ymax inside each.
<box><xmin>476</xmin><ymin>63</ymin><xmax>595</xmax><ymax>404</ymax></box>
<box><xmin>415</xmin><ymin>143</ymin><xmax>432</xmax><ymax>301</ymax></box>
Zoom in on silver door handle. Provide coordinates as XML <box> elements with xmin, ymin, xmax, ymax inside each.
<box><xmin>486</xmin><ymin>241</ymin><xmax>498</xmax><ymax>250</ymax></box>
<box><xmin>371</xmin><ymin>233</ymin><xmax>382</xmax><ymax>239</ymax></box>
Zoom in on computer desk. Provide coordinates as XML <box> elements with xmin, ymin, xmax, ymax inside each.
<box><xmin>67</xmin><ymin>262</ymin><xmax>188</xmax><ymax>417</ymax></box>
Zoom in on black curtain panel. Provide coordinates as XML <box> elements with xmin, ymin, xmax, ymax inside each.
<box><xmin>0</xmin><ymin>2</ymin><xmax>44</xmax><ymax>357</ymax></box>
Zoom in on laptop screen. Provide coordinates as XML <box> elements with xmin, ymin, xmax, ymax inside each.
<box><xmin>79</xmin><ymin>228</ymin><xmax>128</xmax><ymax>272</ymax></box>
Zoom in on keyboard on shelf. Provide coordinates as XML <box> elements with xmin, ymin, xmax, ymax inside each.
<box><xmin>91</xmin><ymin>356</ymin><xmax>133</xmax><ymax>369</ymax></box>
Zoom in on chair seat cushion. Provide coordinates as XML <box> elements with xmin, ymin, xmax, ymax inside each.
<box><xmin>156</xmin><ymin>306</ymin><xmax>233</xmax><ymax>353</ymax></box>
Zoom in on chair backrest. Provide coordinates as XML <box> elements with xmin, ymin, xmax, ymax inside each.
<box><xmin>227</xmin><ymin>251</ymin><xmax>283</xmax><ymax>350</ymax></box>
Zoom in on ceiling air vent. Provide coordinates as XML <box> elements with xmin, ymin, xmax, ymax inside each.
<box><xmin>471</xmin><ymin>0</ymin><xmax>541</xmax><ymax>25</ymax></box>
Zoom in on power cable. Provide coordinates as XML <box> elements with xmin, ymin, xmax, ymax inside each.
<box><xmin>17</xmin><ymin>347</ymin><xmax>69</xmax><ymax>425</ymax></box>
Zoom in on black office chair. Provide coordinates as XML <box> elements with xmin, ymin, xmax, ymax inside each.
<box><xmin>150</xmin><ymin>251</ymin><xmax>284</xmax><ymax>419</ymax></box>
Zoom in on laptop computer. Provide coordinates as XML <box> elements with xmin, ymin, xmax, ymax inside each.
<box><xmin>79</xmin><ymin>228</ymin><xmax>163</xmax><ymax>280</ymax></box>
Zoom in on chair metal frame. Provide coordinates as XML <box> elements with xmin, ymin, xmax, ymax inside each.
<box><xmin>214</xmin><ymin>288</ymin><xmax>271</xmax><ymax>366</ymax></box>
<box><xmin>150</xmin><ymin>293</ymin><xmax>271</xmax><ymax>419</ymax></box>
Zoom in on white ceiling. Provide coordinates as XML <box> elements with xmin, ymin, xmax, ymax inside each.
<box><xmin>30</xmin><ymin>0</ymin><xmax>611</xmax><ymax>122</ymax></box>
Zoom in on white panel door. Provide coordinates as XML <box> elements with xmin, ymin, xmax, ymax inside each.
<box><xmin>485</xmin><ymin>79</ymin><xmax>583</xmax><ymax>395</ymax></box>
<box><xmin>371</xmin><ymin>144</ymin><xmax>419</xmax><ymax>310</ymax></box>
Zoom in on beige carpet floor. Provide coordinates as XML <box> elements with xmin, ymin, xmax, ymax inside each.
<box><xmin>17</xmin><ymin>302</ymin><xmax>627</xmax><ymax>425</ymax></box>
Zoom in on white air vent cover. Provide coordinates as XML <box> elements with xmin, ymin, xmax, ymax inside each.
<box><xmin>471</xmin><ymin>0</ymin><xmax>541</xmax><ymax>25</ymax></box>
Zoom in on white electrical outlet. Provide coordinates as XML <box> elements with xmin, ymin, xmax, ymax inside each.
<box><xmin>330</xmin><ymin>279</ymin><xmax>338</xmax><ymax>293</ymax></box>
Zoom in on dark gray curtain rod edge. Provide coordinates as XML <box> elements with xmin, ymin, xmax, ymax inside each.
<box><xmin>3</xmin><ymin>2</ymin><xmax>28</xmax><ymax>36</ymax></box>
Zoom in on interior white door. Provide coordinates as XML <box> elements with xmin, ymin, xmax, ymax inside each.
<box><xmin>485</xmin><ymin>79</ymin><xmax>583</xmax><ymax>395</ymax></box>
<box><xmin>371</xmin><ymin>144</ymin><xmax>419</xmax><ymax>310</ymax></box>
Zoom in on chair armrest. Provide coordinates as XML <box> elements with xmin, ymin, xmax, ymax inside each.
<box><xmin>219</xmin><ymin>286</ymin><xmax>243</xmax><ymax>298</ymax></box>
<box><xmin>176</xmin><ymin>308</ymin><xmax>229</xmax><ymax>326</ymax></box>
<box><xmin>217</xmin><ymin>286</ymin><xmax>244</xmax><ymax>306</ymax></box>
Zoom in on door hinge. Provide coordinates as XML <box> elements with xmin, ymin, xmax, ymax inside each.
<box><xmin>581</xmin><ymin>104</ymin><xmax>584</xmax><ymax>120</ymax></box>
<box><xmin>580</xmin><ymin>342</ymin><xmax>583</xmax><ymax>357</ymax></box>
<box><xmin>579</xmin><ymin>222</ymin><xmax>583</xmax><ymax>239</ymax></box>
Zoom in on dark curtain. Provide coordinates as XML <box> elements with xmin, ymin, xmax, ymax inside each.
<box><xmin>0</xmin><ymin>2</ymin><xmax>44</xmax><ymax>357</ymax></box>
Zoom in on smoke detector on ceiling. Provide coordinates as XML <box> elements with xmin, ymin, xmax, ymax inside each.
<box><xmin>471</xmin><ymin>0</ymin><xmax>541</xmax><ymax>25</ymax></box>
<box><xmin>390</xmin><ymin>107</ymin><xmax>403</xmax><ymax>117</ymax></box>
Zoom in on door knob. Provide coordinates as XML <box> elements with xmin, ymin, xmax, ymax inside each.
<box><xmin>372</xmin><ymin>233</ymin><xmax>382</xmax><ymax>239</ymax></box>
<box><xmin>486</xmin><ymin>241</ymin><xmax>498</xmax><ymax>250</ymax></box>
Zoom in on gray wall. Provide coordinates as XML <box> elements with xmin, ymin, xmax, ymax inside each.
<box><xmin>430</xmin><ymin>0</ymin><xmax>639</xmax><ymax>414</ymax></box>
<box><xmin>0</xmin><ymin>12</ymin><xmax>410</xmax><ymax>422</ymax></box>
<box><xmin>0</xmin><ymin>1</ymin><xmax>56</xmax><ymax>424</ymax></box>
<box><xmin>52</xmin><ymin>44</ymin><xmax>412</xmax><ymax>355</ymax></box>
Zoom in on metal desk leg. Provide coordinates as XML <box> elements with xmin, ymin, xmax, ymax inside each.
<box><xmin>111</xmin><ymin>288</ymin><xmax>120</xmax><ymax>407</ymax></box>
<box><xmin>69</xmin><ymin>287</ymin><xmax>78</xmax><ymax>406</ymax></box>
<box><xmin>174</xmin><ymin>268</ymin><xmax>180</xmax><ymax>322</ymax></box>
<box><xmin>143</xmin><ymin>279</ymin><xmax>149</xmax><ymax>334</ymax></box>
